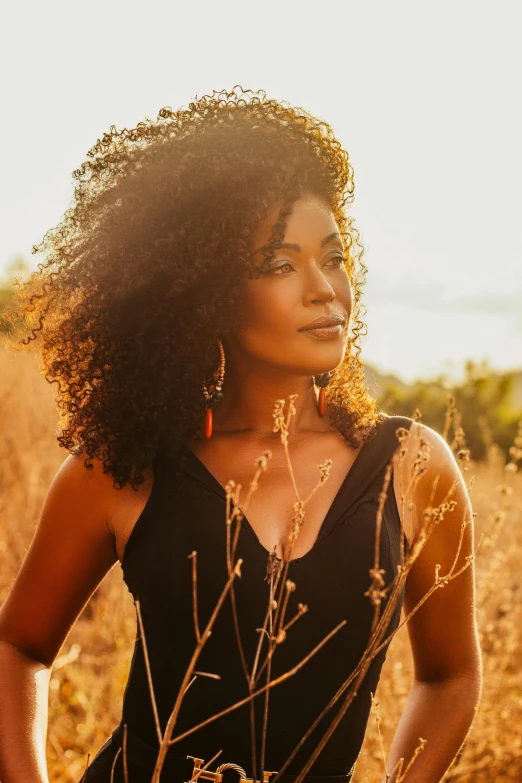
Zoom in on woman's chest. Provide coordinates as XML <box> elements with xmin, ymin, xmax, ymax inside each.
<box><xmin>185</xmin><ymin>437</ymin><xmax>367</xmax><ymax>561</ymax></box>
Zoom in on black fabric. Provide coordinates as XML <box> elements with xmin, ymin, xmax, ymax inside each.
<box><xmin>82</xmin><ymin>722</ymin><xmax>355</xmax><ymax>782</ymax></box>
<box><xmin>81</xmin><ymin>413</ymin><xmax>413</xmax><ymax>782</ymax></box>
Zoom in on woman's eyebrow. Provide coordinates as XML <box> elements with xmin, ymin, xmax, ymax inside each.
<box><xmin>251</xmin><ymin>231</ymin><xmax>341</xmax><ymax>256</ymax></box>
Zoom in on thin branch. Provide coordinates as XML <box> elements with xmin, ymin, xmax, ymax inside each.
<box><xmin>110</xmin><ymin>747</ymin><xmax>121</xmax><ymax>783</ymax></box>
<box><xmin>78</xmin><ymin>752</ymin><xmax>91</xmax><ymax>783</ymax></box>
<box><xmin>396</xmin><ymin>737</ymin><xmax>427</xmax><ymax>782</ymax></box>
<box><xmin>122</xmin><ymin>723</ymin><xmax>128</xmax><ymax>783</ymax></box>
<box><xmin>135</xmin><ymin>599</ymin><xmax>163</xmax><ymax>745</ymax></box>
<box><xmin>272</xmin><ymin>489</ymin><xmax>481</xmax><ymax>783</ymax></box>
<box><xmin>149</xmin><ymin>558</ymin><xmax>244</xmax><ymax>783</ymax></box>
<box><xmin>281</xmin><ymin>522</ymin><xmax>481</xmax><ymax>783</ymax></box>
<box><xmin>193</xmin><ymin>671</ymin><xmax>221</xmax><ymax>680</ymax></box>
<box><xmin>168</xmin><ymin>619</ymin><xmax>347</xmax><ymax>745</ymax></box>
<box><xmin>370</xmin><ymin>693</ymin><xmax>387</xmax><ymax>776</ymax></box>
<box><xmin>365</xmin><ymin>461</ymin><xmax>392</xmax><ymax>637</ymax></box>
<box><xmin>188</xmin><ymin>550</ymin><xmax>201</xmax><ymax>643</ymax></box>
<box><xmin>184</xmin><ymin>675</ymin><xmax>197</xmax><ymax>694</ymax></box>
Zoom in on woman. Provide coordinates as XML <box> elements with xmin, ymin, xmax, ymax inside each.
<box><xmin>0</xmin><ymin>87</ymin><xmax>481</xmax><ymax>783</ymax></box>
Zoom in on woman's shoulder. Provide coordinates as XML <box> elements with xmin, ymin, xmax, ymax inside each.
<box><xmin>391</xmin><ymin>417</ymin><xmax>465</xmax><ymax>548</ymax></box>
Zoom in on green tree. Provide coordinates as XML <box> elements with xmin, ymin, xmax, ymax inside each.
<box><xmin>377</xmin><ymin>358</ymin><xmax>521</xmax><ymax>462</ymax></box>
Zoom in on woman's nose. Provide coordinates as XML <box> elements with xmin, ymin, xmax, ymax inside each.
<box><xmin>304</xmin><ymin>265</ymin><xmax>336</xmax><ymax>304</ymax></box>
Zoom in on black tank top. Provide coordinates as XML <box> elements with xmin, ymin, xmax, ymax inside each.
<box><xmin>81</xmin><ymin>413</ymin><xmax>413</xmax><ymax>783</ymax></box>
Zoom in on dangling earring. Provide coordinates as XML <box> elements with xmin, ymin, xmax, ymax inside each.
<box><xmin>202</xmin><ymin>339</ymin><xmax>226</xmax><ymax>439</ymax></box>
<box><xmin>314</xmin><ymin>372</ymin><xmax>331</xmax><ymax>417</ymax></box>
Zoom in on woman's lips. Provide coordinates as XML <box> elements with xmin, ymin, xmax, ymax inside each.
<box><xmin>299</xmin><ymin>324</ymin><xmax>343</xmax><ymax>339</ymax></box>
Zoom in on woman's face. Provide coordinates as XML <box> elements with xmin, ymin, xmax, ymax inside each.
<box><xmin>229</xmin><ymin>194</ymin><xmax>353</xmax><ymax>378</ymax></box>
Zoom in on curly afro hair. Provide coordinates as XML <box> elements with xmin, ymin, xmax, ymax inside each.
<box><xmin>3</xmin><ymin>86</ymin><xmax>383</xmax><ymax>490</ymax></box>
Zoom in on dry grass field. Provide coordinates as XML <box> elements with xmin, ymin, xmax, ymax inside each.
<box><xmin>1</xmin><ymin>348</ymin><xmax>521</xmax><ymax>782</ymax></box>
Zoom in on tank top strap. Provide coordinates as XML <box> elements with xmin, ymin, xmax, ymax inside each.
<box><xmin>325</xmin><ymin>414</ymin><xmax>414</xmax><ymax>525</ymax></box>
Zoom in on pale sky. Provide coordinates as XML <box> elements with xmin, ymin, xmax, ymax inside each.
<box><xmin>1</xmin><ymin>0</ymin><xmax>520</xmax><ymax>384</ymax></box>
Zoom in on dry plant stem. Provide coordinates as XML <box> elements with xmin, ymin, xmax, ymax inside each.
<box><xmin>188</xmin><ymin>551</ymin><xmax>202</xmax><ymax>643</ymax></box>
<box><xmin>225</xmin><ymin>474</ymin><xmax>266</xmax><ymax>781</ymax></box>
<box><xmin>260</xmin><ymin>643</ymin><xmax>272</xmax><ymax>778</ymax></box>
<box><xmin>254</xmin><ymin>572</ymin><xmax>291</xmax><ymax>687</ymax></box>
<box><xmin>290</xmin><ymin>628</ymin><xmax>394</xmax><ymax>783</ymax></box>
<box><xmin>361</xmin><ymin>487</ymin><xmax>477</xmax><ymax>683</ymax></box>
<box><xmin>227</xmin><ymin>578</ymin><xmax>258</xmax><ymax>779</ymax></box>
<box><xmin>251</xmin><ymin>568</ymin><xmax>279</xmax><ymax>781</ymax></box>
<box><xmin>282</xmin><ymin>603</ymin><xmax>308</xmax><ymax>634</ymax></box>
<box><xmin>249</xmin><ymin>698</ymin><xmax>258</xmax><ymax>783</ymax></box>
<box><xmin>438</xmin><ymin>427</ymin><xmax>521</xmax><ymax>782</ymax></box>
<box><xmin>260</xmin><ymin>566</ymin><xmax>280</xmax><ymax>776</ymax></box>
<box><xmin>367</xmin><ymin>462</ymin><xmax>392</xmax><ymax>637</ymax></box>
<box><xmin>269</xmin><ymin>398</ymin><xmax>302</xmax><ymax>630</ymax></box>
<box><xmin>229</xmin><ymin>501</ymin><xmax>245</xmax><ymax>563</ymax></box>
<box><xmin>166</xmin><ymin>401</ymin><xmax>470</xmax><ymax>783</ymax></box>
<box><xmin>256</xmin><ymin>402</ymin><xmax>327</xmax><ymax>686</ymax></box>
<box><xmin>395</xmin><ymin>738</ymin><xmax>427</xmax><ymax>783</ymax></box>
<box><xmin>386</xmin><ymin>758</ymin><xmax>405</xmax><ymax>783</ymax></box>
<box><xmin>228</xmin><ymin>456</ymin><xmax>270</xmax><ymax>566</ymax></box>
<box><xmin>184</xmin><ymin>676</ymin><xmax>197</xmax><ymax>696</ymax></box>
<box><xmin>224</xmin><ymin>487</ymin><xmax>252</xmax><ymax>701</ymax></box>
<box><xmin>109</xmin><ymin>747</ymin><xmax>121</xmax><ymax>783</ymax></box>
<box><xmin>235</xmin><ymin>395</ymin><xmax>330</xmax><ymax>696</ymax></box>
<box><xmin>251</xmin><ymin>555</ymin><xmax>286</xmax><ymax>687</ymax></box>
<box><xmin>225</xmin><ymin>450</ymin><xmax>298</xmax><ymax>782</ymax></box>
<box><xmin>281</xmin><ymin>576</ymin><xmax>413</xmax><ymax>783</ymax></box>
<box><xmin>251</xmin><ymin>589</ymin><xmax>276</xmax><ymax>685</ymax></box>
<box><xmin>223</xmin><ymin>418</ymin><xmax>322</xmax><ymax>776</ymax></box>
<box><xmin>276</xmin><ymin>579</ymin><xmax>295</xmax><ymax>638</ymax></box>
<box><xmin>370</xmin><ymin>694</ymin><xmax>388</xmax><ymax>775</ymax></box>
<box><xmin>192</xmin><ymin>671</ymin><xmax>221</xmax><ymax>680</ymax></box>
<box><xmin>442</xmin><ymin>755</ymin><xmax>497</xmax><ymax>780</ymax></box>
<box><xmin>167</xmin><ymin>619</ymin><xmax>347</xmax><ymax>745</ymax></box>
<box><xmin>273</xmin><ymin>475</ymin><xmax>479</xmax><ymax>782</ymax></box>
<box><xmin>287</xmin><ymin>525</ymin><xmax>480</xmax><ymax>783</ymax></box>
<box><xmin>374</xmin><ymin>540</ymin><xmax>480</xmax><ymax>664</ymax></box>
<box><xmin>222</xmin><ymin>554</ymin><xmax>254</xmax><ymax>769</ymax></box>
<box><xmin>227</xmin><ymin>536</ymin><xmax>251</xmax><ymax>681</ymax></box>
<box><xmin>272</xmin><ymin>506</ymin><xmax>419</xmax><ymax>777</ymax></box>
<box><xmin>395</xmin><ymin>424</ymin><xmax>433</xmax><ymax>567</ymax></box>
<box><xmin>275</xmin><ymin>597</ymin><xmax>402</xmax><ymax>783</ymax></box>
<box><xmin>228</xmin><ymin>557</ymin><xmax>251</xmax><ymax>676</ymax></box>
<box><xmin>256</xmin><ymin>432</ymin><xmax>398</xmax><ymax>696</ymax></box>
<box><xmin>226</xmin><ymin>473</ymin><xmax>267</xmax><ymax>682</ymax></box>
<box><xmin>370</xmin><ymin>693</ymin><xmax>424</xmax><ymax>783</ymax></box>
<box><xmin>226</xmin><ymin>563</ymin><xmax>257</xmax><ymax>772</ymax></box>
<box><xmin>149</xmin><ymin>559</ymin><xmax>243</xmax><ymax>783</ymax></box>
<box><xmin>225</xmin><ymin>490</ymin><xmax>232</xmax><ymax>574</ymax></box>
<box><xmin>122</xmin><ymin>723</ymin><xmax>129</xmax><ymax>783</ymax></box>
<box><xmin>135</xmin><ymin>599</ymin><xmax>163</xmax><ymax>744</ymax></box>
<box><xmin>78</xmin><ymin>752</ymin><xmax>91</xmax><ymax>783</ymax></box>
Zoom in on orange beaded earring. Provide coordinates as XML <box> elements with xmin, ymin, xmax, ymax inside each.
<box><xmin>314</xmin><ymin>371</ymin><xmax>331</xmax><ymax>417</ymax></box>
<box><xmin>202</xmin><ymin>339</ymin><xmax>226</xmax><ymax>439</ymax></box>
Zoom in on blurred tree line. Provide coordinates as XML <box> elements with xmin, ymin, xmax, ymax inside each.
<box><xmin>372</xmin><ymin>359</ymin><xmax>522</xmax><ymax>463</ymax></box>
<box><xmin>1</xmin><ymin>255</ymin><xmax>521</xmax><ymax>463</ymax></box>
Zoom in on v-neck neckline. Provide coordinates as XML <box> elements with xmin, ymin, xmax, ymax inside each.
<box><xmin>182</xmin><ymin>423</ymin><xmax>384</xmax><ymax>564</ymax></box>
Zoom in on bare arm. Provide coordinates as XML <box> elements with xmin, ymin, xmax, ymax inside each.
<box><xmin>383</xmin><ymin>423</ymin><xmax>482</xmax><ymax>782</ymax></box>
<box><xmin>0</xmin><ymin>452</ymin><xmax>121</xmax><ymax>783</ymax></box>
<box><xmin>0</xmin><ymin>642</ymin><xmax>52</xmax><ymax>783</ymax></box>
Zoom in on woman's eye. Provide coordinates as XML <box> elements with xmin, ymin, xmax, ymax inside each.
<box><xmin>256</xmin><ymin>254</ymin><xmax>345</xmax><ymax>277</ymax></box>
<box><xmin>327</xmin><ymin>254</ymin><xmax>346</xmax><ymax>268</ymax></box>
<box><xmin>268</xmin><ymin>262</ymin><xmax>294</xmax><ymax>275</ymax></box>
